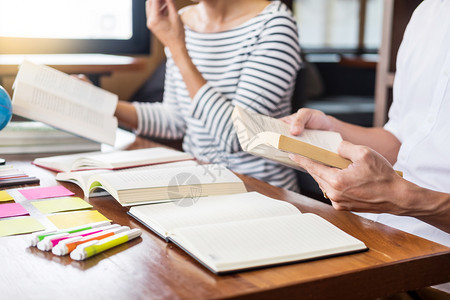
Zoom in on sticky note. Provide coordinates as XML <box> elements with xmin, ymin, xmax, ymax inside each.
<box><xmin>47</xmin><ymin>210</ymin><xmax>110</xmax><ymax>229</ymax></box>
<box><xmin>0</xmin><ymin>191</ymin><xmax>14</xmax><ymax>202</ymax></box>
<box><xmin>0</xmin><ymin>217</ymin><xmax>46</xmax><ymax>237</ymax></box>
<box><xmin>0</xmin><ymin>203</ymin><xmax>29</xmax><ymax>218</ymax></box>
<box><xmin>32</xmin><ymin>197</ymin><xmax>93</xmax><ymax>214</ymax></box>
<box><xmin>19</xmin><ymin>186</ymin><xmax>75</xmax><ymax>200</ymax></box>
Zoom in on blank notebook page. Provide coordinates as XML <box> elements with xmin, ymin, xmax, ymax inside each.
<box><xmin>170</xmin><ymin>213</ymin><xmax>366</xmax><ymax>272</ymax></box>
<box><xmin>130</xmin><ymin>192</ymin><xmax>301</xmax><ymax>235</ymax></box>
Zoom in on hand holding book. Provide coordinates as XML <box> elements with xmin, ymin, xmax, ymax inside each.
<box><xmin>232</xmin><ymin>106</ymin><xmax>402</xmax><ymax>175</ymax></box>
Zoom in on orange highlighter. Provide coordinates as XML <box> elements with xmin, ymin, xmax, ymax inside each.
<box><xmin>52</xmin><ymin>226</ymin><xmax>130</xmax><ymax>256</ymax></box>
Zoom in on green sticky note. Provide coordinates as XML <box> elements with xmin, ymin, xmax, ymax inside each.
<box><xmin>32</xmin><ymin>197</ymin><xmax>93</xmax><ymax>214</ymax></box>
<box><xmin>0</xmin><ymin>216</ymin><xmax>46</xmax><ymax>237</ymax></box>
<box><xmin>47</xmin><ymin>210</ymin><xmax>110</xmax><ymax>229</ymax></box>
<box><xmin>0</xmin><ymin>191</ymin><xmax>14</xmax><ymax>202</ymax></box>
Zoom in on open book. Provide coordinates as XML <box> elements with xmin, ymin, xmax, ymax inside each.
<box><xmin>12</xmin><ymin>60</ymin><xmax>118</xmax><ymax>145</ymax></box>
<box><xmin>56</xmin><ymin>160</ymin><xmax>198</xmax><ymax>197</ymax></box>
<box><xmin>33</xmin><ymin>147</ymin><xmax>194</xmax><ymax>172</ymax></box>
<box><xmin>128</xmin><ymin>192</ymin><xmax>367</xmax><ymax>274</ymax></box>
<box><xmin>232</xmin><ymin>106</ymin><xmax>351</xmax><ymax>171</ymax></box>
<box><xmin>59</xmin><ymin>163</ymin><xmax>247</xmax><ymax>206</ymax></box>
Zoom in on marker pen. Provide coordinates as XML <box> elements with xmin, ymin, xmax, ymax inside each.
<box><xmin>28</xmin><ymin>220</ymin><xmax>111</xmax><ymax>247</ymax></box>
<box><xmin>52</xmin><ymin>226</ymin><xmax>130</xmax><ymax>256</ymax></box>
<box><xmin>37</xmin><ymin>224</ymin><xmax>120</xmax><ymax>251</ymax></box>
<box><xmin>70</xmin><ymin>228</ymin><xmax>142</xmax><ymax>260</ymax></box>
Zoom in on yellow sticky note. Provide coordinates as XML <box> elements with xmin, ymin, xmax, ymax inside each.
<box><xmin>32</xmin><ymin>197</ymin><xmax>93</xmax><ymax>214</ymax></box>
<box><xmin>0</xmin><ymin>191</ymin><xmax>14</xmax><ymax>202</ymax></box>
<box><xmin>47</xmin><ymin>210</ymin><xmax>110</xmax><ymax>229</ymax></box>
<box><xmin>0</xmin><ymin>216</ymin><xmax>46</xmax><ymax>237</ymax></box>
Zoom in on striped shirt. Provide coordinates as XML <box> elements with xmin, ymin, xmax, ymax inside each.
<box><xmin>133</xmin><ymin>1</ymin><xmax>302</xmax><ymax>191</ymax></box>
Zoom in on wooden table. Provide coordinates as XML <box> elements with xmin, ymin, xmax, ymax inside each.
<box><xmin>1</xmin><ymin>137</ymin><xmax>449</xmax><ymax>300</ymax></box>
<box><xmin>0</xmin><ymin>54</ymin><xmax>146</xmax><ymax>86</ymax></box>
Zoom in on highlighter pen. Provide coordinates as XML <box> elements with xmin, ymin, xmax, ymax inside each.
<box><xmin>70</xmin><ymin>228</ymin><xmax>142</xmax><ymax>261</ymax></box>
<box><xmin>28</xmin><ymin>220</ymin><xmax>111</xmax><ymax>247</ymax></box>
<box><xmin>52</xmin><ymin>226</ymin><xmax>130</xmax><ymax>256</ymax></box>
<box><xmin>37</xmin><ymin>224</ymin><xmax>120</xmax><ymax>251</ymax></box>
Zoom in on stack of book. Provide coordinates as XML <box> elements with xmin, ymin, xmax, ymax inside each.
<box><xmin>0</xmin><ymin>121</ymin><xmax>101</xmax><ymax>154</ymax></box>
<box><xmin>0</xmin><ymin>165</ymin><xmax>39</xmax><ymax>187</ymax></box>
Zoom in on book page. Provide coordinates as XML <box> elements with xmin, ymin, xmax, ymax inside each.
<box><xmin>170</xmin><ymin>213</ymin><xmax>366</xmax><ymax>273</ymax></box>
<box><xmin>14</xmin><ymin>60</ymin><xmax>117</xmax><ymax>115</ymax></box>
<box><xmin>35</xmin><ymin>148</ymin><xmax>195</xmax><ymax>172</ymax></box>
<box><xmin>89</xmin><ymin>164</ymin><xmax>242</xmax><ymax>191</ymax></box>
<box><xmin>233</xmin><ymin>106</ymin><xmax>342</xmax><ymax>153</ymax></box>
<box><xmin>34</xmin><ymin>151</ymin><xmax>101</xmax><ymax>172</ymax></box>
<box><xmin>75</xmin><ymin>147</ymin><xmax>193</xmax><ymax>170</ymax></box>
<box><xmin>129</xmin><ymin>192</ymin><xmax>301</xmax><ymax>237</ymax></box>
<box><xmin>56</xmin><ymin>169</ymin><xmax>107</xmax><ymax>195</ymax></box>
<box><xmin>13</xmin><ymin>81</ymin><xmax>117</xmax><ymax>145</ymax></box>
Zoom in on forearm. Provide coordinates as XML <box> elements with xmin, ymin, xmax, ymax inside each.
<box><xmin>329</xmin><ymin>116</ymin><xmax>401</xmax><ymax>164</ymax></box>
<box><xmin>171</xmin><ymin>47</ymin><xmax>206</xmax><ymax>100</ymax></box>
<box><xmin>115</xmin><ymin>101</ymin><xmax>138</xmax><ymax>130</ymax></box>
<box><xmin>400</xmin><ymin>181</ymin><xmax>450</xmax><ymax>233</ymax></box>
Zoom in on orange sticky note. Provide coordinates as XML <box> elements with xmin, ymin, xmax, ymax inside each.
<box><xmin>47</xmin><ymin>210</ymin><xmax>110</xmax><ymax>229</ymax></box>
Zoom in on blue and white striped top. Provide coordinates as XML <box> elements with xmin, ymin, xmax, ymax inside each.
<box><xmin>133</xmin><ymin>1</ymin><xmax>302</xmax><ymax>191</ymax></box>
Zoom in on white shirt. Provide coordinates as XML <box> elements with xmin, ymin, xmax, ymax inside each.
<box><xmin>360</xmin><ymin>0</ymin><xmax>450</xmax><ymax>247</ymax></box>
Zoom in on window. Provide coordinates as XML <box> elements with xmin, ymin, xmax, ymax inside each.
<box><xmin>0</xmin><ymin>0</ymin><xmax>150</xmax><ymax>54</ymax></box>
<box><xmin>293</xmin><ymin>0</ymin><xmax>383</xmax><ymax>53</ymax></box>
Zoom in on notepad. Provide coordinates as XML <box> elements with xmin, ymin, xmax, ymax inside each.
<box><xmin>129</xmin><ymin>192</ymin><xmax>367</xmax><ymax>274</ymax></box>
<box><xmin>0</xmin><ymin>216</ymin><xmax>46</xmax><ymax>237</ymax></box>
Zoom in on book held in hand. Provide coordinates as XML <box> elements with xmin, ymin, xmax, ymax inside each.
<box><xmin>231</xmin><ymin>106</ymin><xmax>351</xmax><ymax>171</ymax></box>
<box><xmin>12</xmin><ymin>60</ymin><xmax>118</xmax><ymax>145</ymax></box>
<box><xmin>128</xmin><ymin>192</ymin><xmax>367</xmax><ymax>274</ymax></box>
<box><xmin>33</xmin><ymin>147</ymin><xmax>194</xmax><ymax>172</ymax></box>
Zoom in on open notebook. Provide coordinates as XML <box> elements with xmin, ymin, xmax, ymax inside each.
<box><xmin>129</xmin><ymin>192</ymin><xmax>367</xmax><ymax>274</ymax></box>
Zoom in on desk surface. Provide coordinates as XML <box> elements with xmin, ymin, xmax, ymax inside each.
<box><xmin>1</xmin><ymin>138</ymin><xmax>449</xmax><ymax>300</ymax></box>
<box><xmin>0</xmin><ymin>53</ymin><xmax>146</xmax><ymax>75</ymax></box>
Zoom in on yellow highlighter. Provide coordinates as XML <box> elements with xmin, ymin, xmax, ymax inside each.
<box><xmin>70</xmin><ymin>228</ymin><xmax>142</xmax><ymax>260</ymax></box>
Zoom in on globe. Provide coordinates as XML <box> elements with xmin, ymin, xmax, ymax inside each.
<box><xmin>0</xmin><ymin>85</ymin><xmax>12</xmax><ymax>130</ymax></box>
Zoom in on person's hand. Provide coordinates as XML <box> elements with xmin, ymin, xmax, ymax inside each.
<box><xmin>289</xmin><ymin>141</ymin><xmax>408</xmax><ymax>215</ymax></box>
<box><xmin>146</xmin><ymin>0</ymin><xmax>185</xmax><ymax>51</ymax></box>
<box><xmin>281</xmin><ymin>108</ymin><xmax>334</xmax><ymax>136</ymax></box>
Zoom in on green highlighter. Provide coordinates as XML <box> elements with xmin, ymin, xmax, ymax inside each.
<box><xmin>27</xmin><ymin>221</ymin><xmax>111</xmax><ymax>247</ymax></box>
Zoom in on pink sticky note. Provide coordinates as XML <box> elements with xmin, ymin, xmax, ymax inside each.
<box><xmin>19</xmin><ymin>186</ymin><xmax>75</xmax><ymax>200</ymax></box>
<box><xmin>0</xmin><ymin>203</ymin><xmax>29</xmax><ymax>218</ymax></box>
